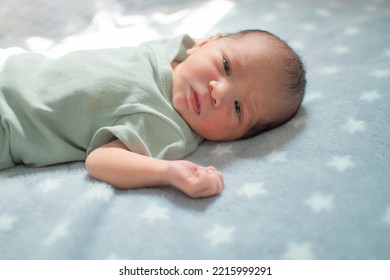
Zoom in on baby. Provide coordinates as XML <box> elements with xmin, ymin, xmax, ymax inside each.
<box><xmin>0</xmin><ymin>29</ymin><xmax>306</xmax><ymax>198</ymax></box>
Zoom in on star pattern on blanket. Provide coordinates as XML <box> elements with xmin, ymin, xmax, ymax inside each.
<box><xmin>316</xmin><ymin>8</ymin><xmax>331</xmax><ymax>17</ymax></box>
<box><xmin>327</xmin><ymin>155</ymin><xmax>355</xmax><ymax>172</ymax></box>
<box><xmin>282</xmin><ymin>242</ymin><xmax>315</xmax><ymax>260</ymax></box>
<box><xmin>268</xmin><ymin>151</ymin><xmax>287</xmax><ymax>163</ymax></box>
<box><xmin>305</xmin><ymin>90</ymin><xmax>324</xmax><ymax>103</ymax></box>
<box><xmin>320</xmin><ymin>65</ymin><xmax>342</xmax><ymax>75</ymax></box>
<box><xmin>306</xmin><ymin>194</ymin><xmax>334</xmax><ymax>213</ymax></box>
<box><xmin>300</xmin><ymin>22</ymin><xmax>317</xmax><ymax>32</ymax></box>
<box><xmin>372</xmin><ymin>69</ymin><xmax>390</xmax><ymax>78</ymax></box>
<box><xmin>211</xmin><ymin>144</ymin><xmax>233</xmax><ymax>157</ymax></box>
<box><xmin>141</xmin><ymin>203</ymin><xmax>169</xmax><ymax>224</ymax></box>
<box><xmin>0</xmin><ymin>0</ymin><xmax>389</xmax><ymax>261</ymax></box>
<box><xmin>0</xmin><ymin>213</ymin><xmax>17</xmax><ymax>231</ymax></box>
<box><xmin>277</xmin><ymin>2</ymin><xmax>290</xmax><ymax>9</ymax></box>
<box><xmin>331</xmin><ymin>45</ymin><xmax>350</xmax><ymax>55</ymax></box>
<box><xmin>290</xmin><ymin>114</ymin><xmax>307</xmax><ymax>128</ymax></box>
<box><xmin>344</xmin><ymin>26</ymin><xmax>361</xmax><ymax>36</ymax></box>
<box><xmin>203</xmin><ymin>224</ymin><xmax>235</xmax><ymax>247</ymax></box>
<box><xmin>237</xmin><ymin>182</ymin><xmax>267</xmax><ymax>198</ymax></box>
<box><xmin>289</xmin><ymin>40</ymin><xmax>305</xmax><ymax>51</ymax></box>
<box><xmin>85</xmin><ymin>186</ymin><xmax>113</xmax><ymax>202</ymax></box>
<box><xmin>360</xmin><ymin>90</ymin><xmax>382</xmax><ymax>102</ymax></box>
<box><xmin>37</xmin><ymin>178</ymin><xmax>62</xmax><ymax>193</ymax></box>
<box><xmin>382</xmin><ymin>207</ymin><xmax>390</xmax><ymax>225</ymax></box>
<box><xmin>342</xmin><ymin>117</ymin><xmax>366</xmax><ymax>134</ymax></box>
<box><xmin>44</xmin><ymin>222</ymin><xmax>69</xmax><ymax>247</ymax></box>
<box><xmin>261</xmin><ymin>13</ymin><xmax>277</xmax><ymax>22</ymax></box>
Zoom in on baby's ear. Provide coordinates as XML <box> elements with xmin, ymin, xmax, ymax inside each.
<box><xmin>186</xmin><ymin>33</ymin><xmax>222</xmax><ymax>55</ymax></box>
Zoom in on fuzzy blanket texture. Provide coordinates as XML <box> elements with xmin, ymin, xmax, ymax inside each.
<box><xmin>0</xmin><ymin>0</ymin><xmax>389</xmax><ymax>259</ymax></box>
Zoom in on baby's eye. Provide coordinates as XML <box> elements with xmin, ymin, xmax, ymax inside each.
<box><xmin>234</xmin><ymin>101</ymin><xmax>241</xmax><ymax>118</ymax></box>
<box><xmin>223</xmin><ymin>58</ymin><xmax>230</xmax><ymax>76</ymax></box>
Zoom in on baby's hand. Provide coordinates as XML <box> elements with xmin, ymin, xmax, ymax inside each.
<box><xmin>167</xmin><ymin>160</ymin><xmax>224</xmax><ymax>198</ymax></box>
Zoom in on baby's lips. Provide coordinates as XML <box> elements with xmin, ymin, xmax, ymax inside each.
<box><xmin>189</xmin><ymin>88</ymin><xmax>201</xmax><ymax>115</ymax></box>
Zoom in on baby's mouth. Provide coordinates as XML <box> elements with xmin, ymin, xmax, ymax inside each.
<box><xmin>189</xmin><ymin>88</ymin><xmax>201</xmax><ymax>115</ymax></box>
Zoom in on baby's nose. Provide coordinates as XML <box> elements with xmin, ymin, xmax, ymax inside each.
<box><xmin>209</xmin><ymin>80</ymin><xmax>227</xmax><ymax>107</ymax></box>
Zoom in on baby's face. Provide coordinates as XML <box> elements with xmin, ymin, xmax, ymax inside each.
<box><xmin>172</xmin><ymin>34</ymin><xmax>286</xmax><ymax>141</ymax></box>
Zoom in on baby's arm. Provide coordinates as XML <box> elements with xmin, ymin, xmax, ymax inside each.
<box><xmin>85</xmin><ymin>139</ymin><xmax>223</xmax><ymax>198</ymax></box>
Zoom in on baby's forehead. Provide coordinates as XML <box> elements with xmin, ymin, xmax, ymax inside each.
<box><xmin>223</xmin><ymin>33</ymin><xmax>275</xmax><ymax>48</ymax></box>
<box><xmin>235</xmin><ymin>46</ymin><xmax>283</xmax><ymax>76</ymax></box>
<box><xmin>224</xmin><ymin>35</ymin><xmax>278</xmax><ymax>62</ymax></box>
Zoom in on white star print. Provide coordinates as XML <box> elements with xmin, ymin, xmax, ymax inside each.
<box><xmin>0</xmin><ymin>213</ymin><xmax>17</xmax><ymax>231</ymax></box>
<box><xmin>268</xmin><ymin>151</ymin><xmax>287</xmax><ymax>163</ymax></box>
<box><xmin>382</xmin><ymin>207</ymin><xmax>390</xmax><ymax>225</ymax></box>
<box><xmin>290</xmin><ymin>115</ymin><xmax>306</xmax><ymax>128</ymax></box>
<box><xmin>306</xmin><ymin>194</ymin><xmax>334</xmax><ymax>213</ymax></box>
<box><xmin>316</xmin><ymin>8</ymin><xmax>331</xmax><ymax>17</ymax></box>
<box><xmin>211</xmin><ymin>144</ymin><xmax>233</xmax><ymax>157</ymax></box>
<box><xmin>304</xmin><ymin>90</ymin><xmax>323</xmax><ymax>103</ymax></box>
<box><xmin>282</xmin><ymin>242</ymin><xmax>315</xmax><ymax>260</ymax></box>
<box><xmin>327</xmin><ymin>155</ymin><xmax>355</xmax><ymax>172</ymax></box>
<box><xmin>277</xmin><ymin>2</ymin><xmax>290</xmax><ymax>9</ymax></box>
<box><xmin>300</xmin><ymin>22</ymin><xmax>317</xmax><ymax>32</ymax></box>
<box><xmin>342</xmin><ymin>117</ymin><xmax>366</xmax><ymax>134</ymax></box>
<box><xmin>141</xmin><ymin>203</ymin><xmax>169</xmax><ymax>224</ymax></box>
<box><xmin>262</xmin><ymin>13</ymin><xmax>277</xmax><ymax>22</ymax></box>
<box><xmin>237</xmin><ymin>182</ymin><xmax>267</xmax><ymax>198</ymax></box>
<box><xmin>203</xmin><ymin>224</ymin><xmax>235</xmax><ymax>247</ymax></box>
<box><xmin>85</xmin><ymin>187</ymin><xmax>113</xmax><ymax>202</ymax></box>
<box><xmin>44</xmin><ymin>222</ymin><xmax>69</xmax><ymax>246</ymax></box>
<box><xmin>288</xmin><ymin>40</ymin><xmax>305</xmax><ymax>51</ymax></box>
<box><xmin>37</xmin><ymin>178</ymin><xmax>62</xmax><ymax>193</ymax></box>
<box><xmin>344</xmin><ymin>26</ymin><xmax>361</xmax><ymax>36</ymax></box>
<box><xmin>372</xmin><ymin>69</ymin><xmax>390</xmax><ymax>78</ymax></box>
<box><xmin>320</xmin><ymin>65</ymin><xmax>341</xmax><ymax>75</ymax></box>
<box><xmin>331</xmin><ymin>45</ymin><xmax>350</xmax><ymax>55</ymax></box>
<box><xmin>360</xmin><ymin>90</ymin><xmax>381</xmax><ymax>102</ymax></box>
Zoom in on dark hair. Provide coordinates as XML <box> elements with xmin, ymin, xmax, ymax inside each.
<box><xmin>224</xmin><ymin>29</ymin><xmax>306</xmax><ymax>139</ymax></box>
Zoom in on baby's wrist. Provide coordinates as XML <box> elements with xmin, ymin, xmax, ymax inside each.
<box><xmin>164</xmin><ymin>160</ymin><xmax>187</xmax><ymax>190</ymax></box>
<box><xmin>163</xmin><ymin>160</ymin><xmax>176</xmax><ymax>187</ymax></box>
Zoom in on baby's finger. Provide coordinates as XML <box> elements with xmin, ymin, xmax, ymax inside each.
<box><xmin>197</xmin><ymin>168</ymin><xmax>223</xmax><ymax>196</ymax></box>
<box><xmin>208</xmin><ymin>170</ymin><xmax>224</xmax><ymax>194</ymax></box>
<box><xmin>206</xmin><ymin>166</ymin><xmax>217</xmax><ymax>171</ymax></box>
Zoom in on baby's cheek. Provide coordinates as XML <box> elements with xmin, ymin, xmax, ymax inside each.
<box><xmin>197</xmin><ymin>121</ymin><xmax>227</xmax><ymax>140</ymax></box>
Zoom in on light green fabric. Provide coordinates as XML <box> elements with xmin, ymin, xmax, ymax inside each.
<box><xmin>0</xmin><ymin>35</ymin><xmax>202</xmax><ymax>169</ymax></box>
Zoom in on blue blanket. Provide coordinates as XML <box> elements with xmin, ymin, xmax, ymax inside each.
<box><xmin>1</xmin><ymin>0</ymin><xmax>389</xmax><ymax>259</ymax></box>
